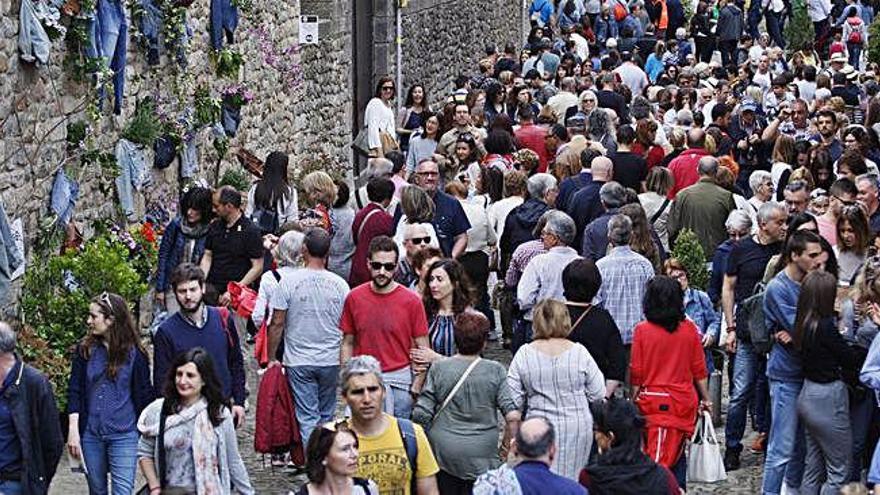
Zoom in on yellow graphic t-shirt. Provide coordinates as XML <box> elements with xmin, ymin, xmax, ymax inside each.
<box><xmin>350</xmin><ymin>414</ymin><xmax>439</xmax><ymax>495</ymax></box>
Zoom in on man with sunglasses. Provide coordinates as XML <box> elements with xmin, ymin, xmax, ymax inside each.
<box><xmin>340</xmin><ymin>236</ymin><xmax>430</xmax><ymax>419</ymax></box>
<box><xmin>395</xmin><ymin>224</ymin><xmax>434</xmax><ymax>288</ymax></box>
<box><xmin>816</xmin><ymin>178</ymin><xmax>857</xmax><ymax>245</ymax></box>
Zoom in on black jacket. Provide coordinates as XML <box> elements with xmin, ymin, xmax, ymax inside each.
<box><xmin>3</xmin><ymin>359</ymin><xmax>63</xmax><ymax>495</ymax></box>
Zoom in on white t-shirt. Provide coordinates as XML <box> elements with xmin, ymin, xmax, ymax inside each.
<box><xmin>271</xmin><ymin>268</ymin><xmax>350</xmax><ymax>367</ymax></box>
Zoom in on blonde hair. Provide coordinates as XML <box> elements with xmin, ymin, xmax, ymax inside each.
<box><xmin>532</xmin><ymin>300</ymin><xmax>572</xmax><ymax>339</ymax></box>
<box><xmin>301</xmin><ymin>171</ymin><xmax>337</xmax><ymax>206</ymax></box>
<box><xmin>789</xmin><ymin>167</ymin><xmax>815</xmax><ymax>190</ymax></box>
<box><xmin>400</xmin><ymin>185</ymin><xmax>435</xmax><ymax>222</ymax></box>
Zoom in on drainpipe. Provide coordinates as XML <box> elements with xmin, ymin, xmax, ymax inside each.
<box><xmin>397</xmin><ymin>0</ymin><xmax>404</xmax><ymax>112</ymax></box>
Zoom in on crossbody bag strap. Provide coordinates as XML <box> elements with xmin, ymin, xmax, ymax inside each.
<box><xmin>650</xmin><ymin>198</ymin><xmax>671</xmax><ymax>225</ymax></box>
<box><xmin>567</xmin><ymin>303</ymin><xmax>593</xmax><ymax>335</ymax></box>
<box><xmin>158</xmin><ymin>406</ymin><xmax>168</xmax><ymax>488</ymax></box>
<box><xmin>435</xmin><ymin>357</ymin><xmax>482</xmax><ymax>418</ymax></box>
<box><xmin>354</xmin><ymin>208</ymin><xmax>382</xmax><ymax>244</ymax></box>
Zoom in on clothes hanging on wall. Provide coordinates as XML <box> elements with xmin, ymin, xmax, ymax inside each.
<box><xmin>0</xmin><ymin>201</ymin><xmax>25</xmax><ymax>302</ymax></box>
<box><xmin>210</xmin><ymin>0</ymin><xmax>238</xmax><ymax>49</ymax></box>
<box><xmin>115</xmin><ymin>138</ymin><xmax>151</xmax><ymax>221</ymax></box>
<box><xmin>86</xmin><ymin>0</ymin><xmax>128</xmax><ymax>114</ymax></box>
<box><xmin>18</xmin><ymin>0</ymin><xmax>51</xmax><ymax>64</ymax></box>
<box><xmin>50</xmin><ymin>168</ymin><xmax>79</xmax><ymax>227</ymax></box>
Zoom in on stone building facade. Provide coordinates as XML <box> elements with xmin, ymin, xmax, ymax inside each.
<box><xmin>0</xmin><ymin>0</ymin><xmax>522</xmax><ymax>306</ymax></box>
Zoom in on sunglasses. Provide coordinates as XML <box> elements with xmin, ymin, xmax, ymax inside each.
<box><xmin>408</xmin><ymin>236</ymin><xmax>431</xmax><ymax>245</ymax></box>
<box><xmin>369</xmin><ymin>261</ymin><xmax>397</xmax><ymax>272</ymax></box>
<box><xmin>382</xmin><ymin>86</ymin><xmax>394</xmax><ymax>91</ymax></box>
<box><xmin>100</xmin><ymin>291</ymin><xmax>114</xmax><ymax>311</ymax></box>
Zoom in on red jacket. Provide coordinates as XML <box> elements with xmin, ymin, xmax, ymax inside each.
<box><xmin>667</xmin><ymin>148</ymin><xmax>709</xmax><ymax>198</ymax></box>
<box><xmin>254</xmin><ymin>365</ymin><xmax>304</xmax><ymax>464</ymax></box>
<box><xmin>515</xmin><ymin>123</ymin><xmax>551</xmax><ymax>173</ymax></box>
<box><xmin>630</xmin><ymin>319</ymin><xmax>707</xmax><ymax>434</ymax></box>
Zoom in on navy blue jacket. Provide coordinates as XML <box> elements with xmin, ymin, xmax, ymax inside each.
<box><xmin>155</xmin><ymin>218</ymin><xmax>208</xmax><ymax>293</ymax></box>
<box><xmin>4</xmin><ymin>358</ymin><xmax>63</xmax><ymax>495</ymax></box>
<box><xmin>66</xmin><ymin>345</ymin><xmax>154</xmax><ymax>435</ymax></box>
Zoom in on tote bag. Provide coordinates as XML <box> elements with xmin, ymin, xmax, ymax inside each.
<box><xmin>687</xmin><ymin>411</ymin><xmax>727</xmax><ymax>483</ymax></box>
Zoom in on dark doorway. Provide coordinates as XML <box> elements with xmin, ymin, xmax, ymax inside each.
<box><xmin>351</xmin><ymin>0</ymin><xmax>374</xmax><ymax>178</ymax></box>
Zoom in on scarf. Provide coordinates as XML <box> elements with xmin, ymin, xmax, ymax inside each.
<box><xmin>138</xmin><ymin>398</ymin><xmax>223</xmax><ymax>494</ymax></box>
<box><xmin>179</xmin><ymin>220</ymin><xmax>210</xmax><ymax>239</ymax></box>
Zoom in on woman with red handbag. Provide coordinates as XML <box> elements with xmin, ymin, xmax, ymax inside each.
<box><xmin>630</xmin><ymin>276</ymin><xmax>712</xmax><ymax>492</ymax></box>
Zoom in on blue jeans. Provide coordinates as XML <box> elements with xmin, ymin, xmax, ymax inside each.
<box><xmin>762</xmin><ymin>379</ymin><xmax>806</xmax><ymax>495</ymax></box>
<box><xmin>753</xmin><ymin>358</ymin><xmax>770</xmax><ymax>434</ymax></box>
<box><xmin>748</xmin><ymin>1</ymin><xmax>762</xmax><ymax>38</ymax></box>
<box><xmin>765</xmin><ymin>10</ymin><xmax>786</xmax><ymax>49</ymax></box>
<box><xmin>726</xmin><ymin>340</ymin><xmax>759</xmax><ymax>453</ymax></box>
<box><xmin>848</xmin><ymin>42</ymin><xmax>862</xmax><ymax>69</ymax></box>
<box><xmin>849</xmin><ymin>392</ymin><xmax>876</xmax><ymax>482</ymax></box>
<box><xmin>511</xmin><ymin>318</ymin><xmax>533</xmax><ymax>356</ymax></box>
<box><xmin>0</xmin><ymin>480</ymin><xmax>22</xmax><ymax>495</ymax></box>
<box><xmin>286</xmin><ymin>365</ymin><xmax>339</xmax><ymax>448</ymax></box>
<box><xmin>87</xmin><ymin>0</ymin><xmax>128</xmax><ymax>114</ymax></box>
<box><xmin>81</xmin><ymin>429</ymin><xmax>139</xmax><ymax>495</ymax></box>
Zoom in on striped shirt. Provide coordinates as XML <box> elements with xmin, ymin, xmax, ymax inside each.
<box><xmin>596</xmin><ymin>246</ymin><xmax>655</xmax><ymax>344</ymax></box>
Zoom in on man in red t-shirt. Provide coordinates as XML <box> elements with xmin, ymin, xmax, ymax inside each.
<box><xmin>667</xmin><ymin>128</ymin><xmax>709</xmax><ymax>198</ymax></box>
<box><xmin>349</xmin><ymin>178</ymin><xmax>395</xmax><ymax>286</ymax></box>
<box><xmin>340</xmin><ymin>235</ymin><xmax>430</xmax><ymax>418</ymax></box>
<box><xmin>514</xmin><ymin>104</ymin><xmax>551</xmax><ymax>173</ymax></box>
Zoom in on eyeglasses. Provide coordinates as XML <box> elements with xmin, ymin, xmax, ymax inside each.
<box><xmin>408</xmin><ymin>236</ymin><xmax>432</xmax><ymax>245</ymax></box>
<box><xmin>369</xmin><ymin>261</ymin><xmax>397</xmax><ymax>272</ymax></box>
<box><xmin>416</xmin><ymin>170</ymin><xmax>439</xmax><ymax>177</ymax></box>
<box><xmin>100</xmin><ymin>291</ymin><xmax>114</xmax><ymax>311</ymax></box>
<box><xmin>834</xmin><ymin>195</ymin><xmax>857</xmax><ymax>206</ymax></box>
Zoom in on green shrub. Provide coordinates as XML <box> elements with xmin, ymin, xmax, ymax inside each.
<box><xmin>20</xmin><ymin>234</ymin><xmax>151</xmax><ymax>410</ymax></box>
<box><xmin>671</xmin><ymin>228</ymin><xmax>709</xmax><ymax>290</ymax></box>
<box><xmin>869</xmin><ymin>17</ymin><xmax>880</xmax><ymax>66</ymax></box>
<box><xmin>784</xmin><ymin>0</ymin><xmax>815</xmax><ymax>55</ymax></box>
<box><xmin>219</xmin><ymin>167</ymin><xmax>251</xmax><ymax>192</ymax></box>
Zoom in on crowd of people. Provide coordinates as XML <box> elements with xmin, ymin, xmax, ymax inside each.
<box><xmin>8</xmin><ymin>0</ymin><xmax>880</xmax><ymax>493</ymax></box>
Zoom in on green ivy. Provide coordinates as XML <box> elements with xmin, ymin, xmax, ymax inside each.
<box><xmin>783</xmin><ymin>0</ymin><xmax>815</xmax><ymax>55</ymax></box>
<box><xmin>194</xmin><ymin>86</ymin><xmax>221</xmax><ymax>128</ymax></box>
<box><xmin>21</xmin><ymin>235</ymin><xmax>150</xmax><ymax>409</ymax></box>
<box><xmin>122</xmin><ymin>98</ymin><xmax>163</xmax><ymax>147</ymax></box>
<box><xmin>212</xmin><ymin>48</ymin><xmax>244</xmax><ymax>79</ymax></box>
<box><xmin>671</xmin><ymin>228</ymin><xmax>709</xmax><ymax>290</ymax></box>
<box><xmin>869</xmin><ymin>18</ymin><xmax>880</xmax><ymax>66</ymax></box>
<box><xmin>219</xmin><ymin>167</ymin><xmax>251</xmax><ymax>192</ymax></box>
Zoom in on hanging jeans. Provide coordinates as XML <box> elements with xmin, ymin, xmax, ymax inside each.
<box><xmin>137</xmin><ymin>0</ymin><xmax>162</xmax><ymax>64</ymax></box>
<box><xmin>180</xmin><ymin>135</ymin><xmax>198</xmax><ymax>178</ymax></box>
<box><xmin>87</xmin><ymin>0</ymin><xmax>128</xmax><ymax>114</ymax></box>
<box><xmin>210</xmin><ymin>0</ymin><xmax>239</xmax><ymax>49</ymax></box>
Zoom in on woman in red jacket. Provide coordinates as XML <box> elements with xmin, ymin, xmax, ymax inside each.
<box><xmin>631</xmin><ymin>275</ymin><xmax>712</xmax><ymax>491</ymax></box>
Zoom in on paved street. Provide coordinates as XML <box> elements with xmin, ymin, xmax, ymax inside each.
<box><xmin>49</xmin><ymin>334</ymin><xmax>766</xmax><ymax>494</ymax></box>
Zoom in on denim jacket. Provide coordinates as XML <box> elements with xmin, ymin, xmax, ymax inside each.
<box><xmin>684</xmin><ymin>287</ymin><xmax>722</xmax><ymax>344</ymax></box>
<box><xmin>18</xmin><ymin>0</ymin><xmax>51</xmax><ymax>64</ymax></box>
<box><xmin>594</xmin><ymin>16</ymin><xmax>619</xmax><ymax>47</ymax></box>
<box><xmin>115</xmin><ymin>138</ymin><xmax>150</xmax><ymax>221</ymax></box>
<box><xmin>210</xmin><ymin>0</ymin><xmax>239</xmax><ymax>49</ymax></box>
<box><xmin>155</xmin><ymin>218</ymin><xmax>208</xmax><ymax>292</ymax></box>
<box><xmin>50</xmin><ymin>169</ymin><xmax>79</xmax><ymax>227</ymax></box>
<box><xmin>0</xmin><ymin>201</ymin><xmax>23</xmax><ymax>302</ymax></box>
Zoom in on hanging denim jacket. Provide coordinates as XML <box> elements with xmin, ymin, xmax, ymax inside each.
<box><xmin>180</xmin><ymin>134</ymin><xmax>198</xmax><ymax>179</ymax></box>
<box><xmin>137</xmin><ymin>0</ymin><xmax>191</xmax><ymax>66</ymax></box>
<box><xmin>210</xmin><ymin>0</ymin><xmax>239</xmax><ymax>49</ymax></box>
<box><xmin>86</xmin><ymin>0</ymin><xmax>128</xmax><ymax>114</ymax></box>
<box><xmin>50</xmin><ymin>169</ymin><xmax>79</xmax><ymax>227</ymax></box>
<box><xmin>0</xmin><ymin>201</ymin><xmax>24</xmax><ymax>301</ymax></box>
<box><xmin>18</xmin><ymin>0</ymin><xmax>51</xmax><ymax>64</ymax></box>
<box><xmin>115</xmin><ymin>138</ymin><xmax>151</xmax><ymax>221</ymax></box>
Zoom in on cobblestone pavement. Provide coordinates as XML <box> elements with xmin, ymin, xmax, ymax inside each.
<box><xmin>50</xmin><ymin>334</ymin><xmax>765</xmax><ymax>494</ymax></box>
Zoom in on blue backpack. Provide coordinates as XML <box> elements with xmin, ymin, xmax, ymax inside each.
<box><xmin>397</xmin><ymin>418</ymin><xmax>419</xmax><ymax>494</ymax></box>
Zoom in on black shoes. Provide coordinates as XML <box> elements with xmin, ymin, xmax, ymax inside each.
<box><xmin>724</xmin><ymin>449</ymin><xmax>741</xmax><ymax>472</ymax></box>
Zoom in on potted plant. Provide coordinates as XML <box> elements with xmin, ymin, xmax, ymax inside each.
<box><xmin>220</xmin><ymin>84</ymin><xmax>253</xmax><ymax>137</ymax></box>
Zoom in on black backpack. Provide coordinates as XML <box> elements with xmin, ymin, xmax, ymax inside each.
<box><xmin>735</xmin><ymin>282</ymin><xmax>773</xmax><ymax>354</ymax></box>
<box><xmin>252</xmin><ymin>202</ymin><xmax>280</xmax><ymax>234</ymax></box>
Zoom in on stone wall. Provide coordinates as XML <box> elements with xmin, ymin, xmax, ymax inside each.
<box><xmin>0</xmin><ymin>0</ymin><xmax>304</xmax><ymax>306</ymax></box>
<box><xmin>400</xmin><ymin>0</ymin><xmax>524</xmax><ymax>105</ymax></box>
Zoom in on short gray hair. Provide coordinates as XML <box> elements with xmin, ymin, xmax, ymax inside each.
<box><xmin>365</xmin><ymin>158</ymin><xmax>394</xmax><ymax>180</ymax></box>
<box><xmin>749</xmin><ymin>170</ymin><xmax>772</xmax><ymax>194</ymax></box>
<box><xmin>698</xmin><ymin>156</ymin><xmax>719</xmax><ymax>177</ymax></box>
<box><xmin>0</xmin><ymin>322</ymin><xmax>15</xmax><ymax>354</ymax></box>
<box><xmin>340</xmin><ymin>355</ymin><xmax>384</xmax><ymax>394</ymax></box>
<box><xmin>516</xmin><ymin>417</ymin><xmax>556</xmax><ymax>459</ymax></box>
<box><xmin>599</xmin><ymin>181</ymin><xmax>627</xmax><ymax>209</ymax></box>
<box><xmin>273</xmin><ymin>230</ymin><xmax>305</xmax><ymax>267</ymax></box>
<box><xmin>607</xmin><ymin>214</ymin><xmax>633</xmax><ymax>246</ymax></box>
<box><xmin>857</xmin><ymin>173</ymin><xmax>879</xmax><ymax>191</ymax></box>
<box><xmin>757</xmin><ymin>201</ymin><xmax>786</xmax><ymax>225</ymax></box>
<box><xmin>724</xmin><ymin>209</ymin><xmax>753</xmax><ymax>232</ymax></box>
<box><xmin>543</xmin><ymin>211</ymin><xmax>576</xmax><ymax>246</ymax></box>
<box><xmin>526</xmin><ymin>173</ymin><xmax>558</xmax><ymax>201</ymax></box>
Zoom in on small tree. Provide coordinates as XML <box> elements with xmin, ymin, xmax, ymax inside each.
<box><xmin>671</xmin><ymin>229</ymin><xmax>710</xmax><ymax>290</ymax></box>
<box><xmin>869</xmin><ymin>17</ymin><xmax>880</xmax><ymax>66</ymax></box>
<box><xmin>784</xmin><ymin>0</ymin><xmax>815</xmax><ymax>55</ymax></box>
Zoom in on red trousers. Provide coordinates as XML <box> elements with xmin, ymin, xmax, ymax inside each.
<box><xmin>644</xmin><ymin>425</ymin><xmax>688</xmax><ymax>468</ymax></box>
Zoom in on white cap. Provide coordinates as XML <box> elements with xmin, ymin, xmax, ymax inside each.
<box><xmin>606</xmin><ymin>37</ymin><xmax>618</xmax><ymax>48</ymax></box>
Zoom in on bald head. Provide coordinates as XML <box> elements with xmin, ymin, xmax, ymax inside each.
<box><xmin>591</xmin><ymin>156</ymin><xmax>614</xmax><ymax>181</ymax></box>
<box><xmin>515</xmin><ymin>417</ymin><xmax>556</xmax><ymax>461</ymax></box>
<box><xmin>687</xmin><ymin>128</ymin><xmax>706</xmax><ymax>149</ymax></box>
<box><xmin>698</xmin><ymin>156</ymin><xmax>719</xmax><ymax>177</ymax></box>
<box><xmin>0</xmin><ymin>322</ymin><xmax>15</xmax><ymax>354</ymax></box>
